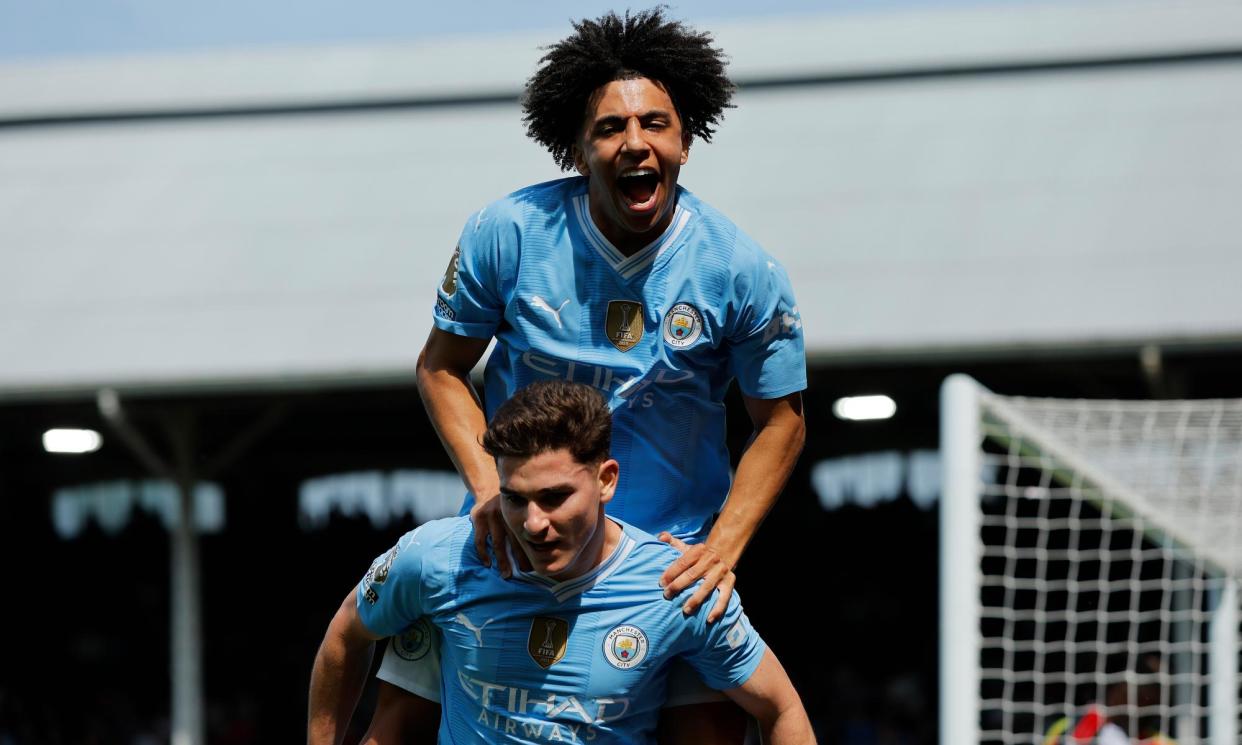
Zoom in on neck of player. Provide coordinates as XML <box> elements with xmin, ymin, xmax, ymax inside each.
<box><xmin>552</xmin><ymin>513</ymin><xmax>623</xmax><ymax>582</ymax></box>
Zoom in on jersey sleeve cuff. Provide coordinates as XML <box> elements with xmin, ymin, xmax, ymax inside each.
<box><xmin>716</xmin><ymin>638</ymin><xmax>769</xmax><ymax>691</ymax></box>
<box><xmin>738</xmin><ymin>379</ymin><xmax>807</xmax><ymax>401</ymax></box>
<box><xmin>431</xmin><ymin>314</ymin><xmax>499</xmax><ymax>340</ymax></box>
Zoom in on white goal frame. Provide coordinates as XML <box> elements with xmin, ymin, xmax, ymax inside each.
<box><xmin>940</xmin><ymin>374</ymin><xmax>1240</xmax><ymax>745</ymax></box>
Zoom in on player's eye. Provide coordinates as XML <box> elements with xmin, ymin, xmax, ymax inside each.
<box><xmin>539</xmin><ymin>490</ymin><xmax>572</xmax><ymax>507</ymax></box>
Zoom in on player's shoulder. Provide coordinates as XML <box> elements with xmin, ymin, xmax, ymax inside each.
<box><xmin>678</xmin><ymin>188</ymin><xmax>780</xmax><ymax>273</ymax></box>
<box><xmin>392</xmin><ymin>516</ymin><xmax>476</xmax><ymax>574</ymax></box>
<box><xmin>408</xmin><ymin>514</ymin><xmax>469</xmax><ymax>543</ymax></box>
<box><xmin>610</xmin><ymin>518</ymin><xmax>686</xmax><ymax>579</ymax></box>
<box><xmin>677</xmin><ymin>187</ymin><xmax>737</xmax><ymax>245</ymax></box>
<box><xmin>504</xmin><ymin>175</ymin><xmax>584</xmax><ymax>204</ymax></box>
<box><xmin>472</xmin><ymin>177</ymin><xmax>581</xmax><ymax>226</ymax></box>
<box><xmin>609</xmin><ymin>519</ymin><xmax>740</xmax><ymax>631</ymax></box>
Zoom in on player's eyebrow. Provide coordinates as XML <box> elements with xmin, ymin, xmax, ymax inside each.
<box><xmin>590</xmin><ymin>110</ymin><xmax>673</xmax><ymax>129</ymax></box>
<box><xmin>500</xmin><ymin>484</ymin><xmax>575</xmax><ymax>499</ymax></box>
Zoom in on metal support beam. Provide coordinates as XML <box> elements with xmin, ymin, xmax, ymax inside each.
<box><xmin>97</xmin><ymin>391</ymin><xmax>204</xmax><ymax>745</ymax></box>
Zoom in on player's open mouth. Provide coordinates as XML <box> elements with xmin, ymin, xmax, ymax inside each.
<box><xmin>527</xmin><ymin>539</ymin><xmax>560</xmax><ymax>554</ymax></box>
<box><xmin>617</xmin><ymin>169</ymin><xmax>660</xmax><ymax>212</ymax></box>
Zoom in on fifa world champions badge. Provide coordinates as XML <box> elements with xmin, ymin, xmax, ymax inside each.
<box><xmin>606</xmin><ymin>300</ymin><xmax>644</xmax><ymax>352</ymax></box>
<box><xmin>528</xmin><ymin>616</ymin><xmax>569</xmax><ymax>669</ymax></box>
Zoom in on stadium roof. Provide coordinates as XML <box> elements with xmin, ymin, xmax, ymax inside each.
<box><xmin>3</xmin><ymin>0</ymin><xmax>1242</xmax><ymax>400</ymax></box>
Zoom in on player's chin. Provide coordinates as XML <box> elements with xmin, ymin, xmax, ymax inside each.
<box><xmin>523</xmin><ymin>549</ymin><xmax>560</xmax><ymax>575</ymax></box>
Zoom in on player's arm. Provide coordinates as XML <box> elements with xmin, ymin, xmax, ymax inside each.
<box><xmin>415</xmin><ymin>328</ymin><xmax>513</xmax><ymax>576</ymax></box>
<box><xmin>723</xmin><ymin>648</ymin><xmax>816</xmax><ymax>745</ymax></box>
<box><xmin>308</xmin><ymin>591</ymin><xmax>384</xmax><ymax>745</ymax></box>
<box><xmin>359</xmin><ymin>681</ymin><xmax>441</xmax><ymax>745</ymax></box>
<box><xmin>661</xmin><ymin>391</ymin><xmax>805</xmax><ymax>620</ymax></box>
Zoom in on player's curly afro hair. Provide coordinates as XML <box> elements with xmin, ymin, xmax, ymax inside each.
<box><xmin>522</xmin><ymin>7</ymin><xmax>734</xmax><ymax>171</ymax></box>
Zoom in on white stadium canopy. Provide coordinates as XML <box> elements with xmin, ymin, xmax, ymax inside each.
<box><xmin>3</xmin><ymin>0</ymin><xmax>1242</xmax><ymax>400</ymax></box>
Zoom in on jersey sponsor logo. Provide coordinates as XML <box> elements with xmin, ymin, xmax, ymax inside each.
<box><xmin>519</xmin><ymin>351</ymin><xmax>696</xmax><ymax>410</ymax></box>
<box><xmin>454</xmin><ymin>670</ymin><xmax>630</xmax><ymax>730</ymax></box>
<box><xmin>393</xmin><ymin>617</ymin><xmax>433</xmax><ymax>661</ymax></box>
<box><xmin>662</xmin><ymin>302</ymin><xmax>703</xmax><ymax>348</ymax></box>
<box><xmin>605</xmin><ymin>300</ymin><xmax>644</xmax><ymax>352</ymax></box>
<box><xmin>440</xmin><ymin>244</ymin><xmax>461</xmax><ymax>297</ymax></box>
<box><xmin>530</xmin><ymin>296</ymin><xmax>570</xmax><ymax>330</ymax></box>
<box><xmin>725</xmin><ymin>620</ymin><xmax>747</xmax><ymax>650</ymax></box>
<box><xmin>527</xmin><ymin>616</ymin><xmax>569</xmax><ymax>669</ymax></box>
<box><xmin>603</xmin><ymin>624</ymin><xmax>648</xmax><ymax>669</ymax></box>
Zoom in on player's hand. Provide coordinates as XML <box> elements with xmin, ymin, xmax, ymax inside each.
<box><xmin>657</xmin><ymin>532</ymin><xmax>737</xmax><ymax>624</ymax></box>
<box><xmin>470</xmin><ymin>495</ymin><xmax>513</xmax><ymax>578</ymax></box>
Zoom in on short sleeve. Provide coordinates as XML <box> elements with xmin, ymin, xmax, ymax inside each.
<box><xmin>679</xmin><ymin>589</ymin><xmax>767</xmax><ymax>691</ymax></box>
<box><xmin>727</xmin><ymin>244</ymin><xmax>807</xmax><ymax>399</ymax></box>
<box><xmin>355</xmin><ymin>526</ymin><xmax>429</xmax><ymax>638</ymax></box>
<box><xmin>430</xmin><ymin>205</ymin><xmax>510</xmax><ymax>339</ymax></box>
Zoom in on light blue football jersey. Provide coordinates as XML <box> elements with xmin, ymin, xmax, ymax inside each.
<box><xmin>432</xmin><ymin>177</ymin><xmax>807</xmax><ymax>542</ymax></box>
<box><xmin>356</xmin><ymin>516</ymin><xmax>767</xmax><ymax>745</ymax></box>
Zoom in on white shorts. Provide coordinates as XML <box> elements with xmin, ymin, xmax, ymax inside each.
<box><xmin>376</xmin><ymin>619</ymin><xmax>442</xmax><ymax>702</ymax></box>
<box><xmin>376</xmin><ymin>619</ymin><xmax>725</xmax><ymax>707</ymax></box>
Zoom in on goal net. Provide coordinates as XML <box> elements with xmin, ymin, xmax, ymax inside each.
<box><xmin>940</xmin><ymin>375</ymin><xmax>1242</xmax><ymax>745</ymax></box>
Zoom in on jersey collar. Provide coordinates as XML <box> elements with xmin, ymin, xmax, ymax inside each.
<box><xmin>572</xmin><ymin>193</ymin><xmax>693</xmax><ymax>281</ymax></box>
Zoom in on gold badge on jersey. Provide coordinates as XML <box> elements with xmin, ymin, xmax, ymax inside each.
<box><xmin>440</xmin><ymin>245</ymin><xmax>461</xmax><ymax>296</ymax></box>
<box><xmin>528</xmin><ymin>616</ymin><xmax>569</xmax><ymax>669</ymax></box>
<box><xmin>605</xmin><ymin>300</ymin><xmax>644</xmax><ymax>352</ymax></box>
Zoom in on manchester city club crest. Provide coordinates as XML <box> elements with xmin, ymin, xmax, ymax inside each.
<box><xmin>392</xmin><ymin>618</ymin><xmax>433</xmax><ymax>661</ymax></box>
<box><xmin>605</xmin><ymin>300</ymin><xmax>644</xmax><ymax>352</ymax></box>
<box><xmin>527</xmin><ymin>616</ymin><xmax>569</xmax><ymax>669</ymax></box>
<box><xmin>662</xmin><ymin>303</ymin><xmax>703</xmax><ymax>348</ymax></box>
<box><xmin>603</xmin><ymin>624</ymin><xmax>649</xmax><ymax>670</ymax></box>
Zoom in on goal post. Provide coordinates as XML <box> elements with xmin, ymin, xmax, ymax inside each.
<box><xmin>940</xmin><ymin>374</ymin><xmax>1242</xmax><ymax>745</ymax></box>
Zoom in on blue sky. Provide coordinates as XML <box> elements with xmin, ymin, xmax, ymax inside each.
<box><xmin>0</xmin><ymin>0</ymin><xmax>1019</xmax><ymax>60</ymax></box>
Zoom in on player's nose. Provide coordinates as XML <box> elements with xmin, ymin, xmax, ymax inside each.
<box><xmin>620</xmin><ymin>118</ymin><xmax>649</xmax><ymax>155</ymax></box>
<box><xmin>523</xmin><ymin>503</ymin><xmax>550</xmax><ymax>535</ymax></box>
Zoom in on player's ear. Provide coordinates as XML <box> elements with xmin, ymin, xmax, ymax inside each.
<box><xmin>573</xmin><ymin>144</ymin><xmax>590</xmax><ymax>177</ymax></box>
<box><xmin>680</xmin><ymin>133</ymin><xmax>691</xmax><ymax>165</ymax></box>
<box><xmin>597</xmin><ymin>459</ymin><xmax>619</xmax><ymax>504</ymax></box>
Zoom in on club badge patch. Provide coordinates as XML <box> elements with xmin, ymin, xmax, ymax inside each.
<box><xmin>603</xmin><ymin>624</ymin><xmax>648</xmax><ymax>670</ymax></box>
<box><xmin>370</xmin><ymin>546</ymin><xmax>398</xmax><ymax>586</ymax></box>
<box><xmin>527</xmin><ymin>616</ymin><xmax>569</xmax><ymax>669</ymax></box>
<box><xmin>361</xmin><ymin>545</ymin><xmax>400</xmax><ymax>604</ymax></box>
<box><xmin>440</xmin><ymin>245</ymin><xmax>461</xmax><ymax>297</ymax></box>
<box><xmin>662</xmin><ymin>303</ymin><xmax>703</xmax><ymax>348</ymax></box>
<box><xmin>393</xmin><ymin>618</ymin><xmax>433</xmax><ymax>661</ymax></box>
<box><xmin>605</xmin><ymin>300</ymin><xmax>644</xmax><ymax>353</ymax></box>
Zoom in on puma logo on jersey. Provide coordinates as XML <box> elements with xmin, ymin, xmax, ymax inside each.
<box><xmin>454</xmin><ymin>612</ymin><xmax>497</xmax><ymax>646</ymax></box>
<box><xmin>531</xmin><ymin>296</ymin><xmax>571</xmax><ymax>329</ymax></box>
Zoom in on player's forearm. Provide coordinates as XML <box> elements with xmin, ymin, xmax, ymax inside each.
<box><xmin>729</xmin><ymin>650</ymin><xmax>816</xmax><ymax>745</ymax></box>
<box><xmin>759</xmin><ymin>703</ymin><xmax>817</xmax><ymax>745</ymax></box>
<box><xmin>415</xmin><ymin>357</ymin><xmax>500</xmax><ymax>500</ymax></box>
<box><xmin>706</xmin><ymin>402</ymin><xmax>805</xmax><ymax>567</ymax></box>
<box><xmin>308</xmin><ymin>605</ymin><xmax>378</xmax><ymax>745</ymax></box>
